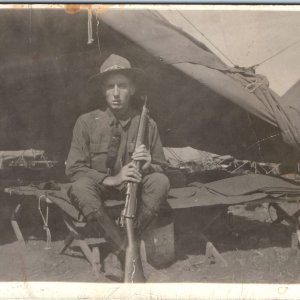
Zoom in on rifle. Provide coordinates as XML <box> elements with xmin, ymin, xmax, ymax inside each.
<box><xmin>123</xmin><ymin>96</ymin><xmax>149</xmax><ymax>283</ymax></box>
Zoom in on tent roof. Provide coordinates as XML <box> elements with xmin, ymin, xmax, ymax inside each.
<box><xmin>159</xmin><ymin>9</ymin><xmax>300</xmax><ymax>97</ymax></box>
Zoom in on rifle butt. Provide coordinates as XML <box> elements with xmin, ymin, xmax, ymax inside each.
<box><xmin>124</xmin><ymin>218</ymin><xmax>145</xmax><ymax>283</ymax></box>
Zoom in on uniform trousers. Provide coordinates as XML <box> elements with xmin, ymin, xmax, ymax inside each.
<box><xmin>69</xmin><ymin>172</ymin><xmax>170</xmax><ymax>236</ymax></box>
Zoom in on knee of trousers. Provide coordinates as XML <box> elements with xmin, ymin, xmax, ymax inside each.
<box><xmin>70</xmin><ymin>177</ymin><xmax>104</xmax><ymax>216</ymax></box>
<box><xmin>71</xmin><ymin>177</ymin><xmax>98</xmax><ymax>196</ymax></box>
<box><xmin>142</xmin><ymin>172</ymin><xmax>170</xmax><ymax>200</ymax></box>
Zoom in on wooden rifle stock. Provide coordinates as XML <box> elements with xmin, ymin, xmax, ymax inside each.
<box><xmin>123</xmin><ymin>96</ymin><xmax>149</xmax><ymax>283</ymax></box>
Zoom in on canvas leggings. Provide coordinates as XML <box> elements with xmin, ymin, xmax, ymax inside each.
<box><xmin>69</xmin><ymin>172</ymin><xmax>170</xmax><ymax>250</ymax></box>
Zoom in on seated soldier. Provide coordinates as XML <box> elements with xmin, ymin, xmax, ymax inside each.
<box><xmin>65</xmin><ymin>54</ymin><xmax>170</xmax><ymax>281</ymax></box>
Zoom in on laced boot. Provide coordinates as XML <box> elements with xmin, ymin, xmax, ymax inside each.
<box><xmin>87</xmin><ymin>210</ymin><xmax>127</xmax><ymax>281</ymax></box>
<box><xmin>103</xmin><ymin>250</ymin><xmax>125</xmax><ymax>282</ymax></box>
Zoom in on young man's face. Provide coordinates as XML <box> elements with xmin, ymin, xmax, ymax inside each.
<box><xmin>102</xmin><ymin>73</ymin><xmax>135</xmax><ymax>114</ymax></box>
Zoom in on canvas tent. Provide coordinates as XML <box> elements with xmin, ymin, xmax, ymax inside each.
<box><xmin>0</xmin><ymin>7</ymin><xmax>299</xmax><ymax>166</ymax></box>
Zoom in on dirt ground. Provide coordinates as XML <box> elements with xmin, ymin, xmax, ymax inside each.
<box><xmin>0</xmin><ymin>198</ymin><xmax>300</xmax><ymax>284</ymax></box>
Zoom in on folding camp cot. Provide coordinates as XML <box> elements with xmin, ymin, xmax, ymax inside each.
<box><xmin>4</xmin><ymin>184</ymin><xmax>175</xmax><ymax>275</ymax></box>
<box><xmin>4</xmin><ymin>173</ymin><xmax>300</xmax><ymax>276</ymax></box>
<box><xmin>166</xmin><ymin>174</ymin><xmax>300</xmax><ymax>252</ymax></box>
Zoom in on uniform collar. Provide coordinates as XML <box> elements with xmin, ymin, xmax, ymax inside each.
<box><xmin>105</xmin><ymin>107</ymin><xmax>136</xmax><ymax>128</ymax></box>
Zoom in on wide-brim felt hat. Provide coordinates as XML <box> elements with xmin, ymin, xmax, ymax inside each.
<box><xmin>89</xmin><ymin>54</ymin><xmax>146</xmax><ymax>86</ymax></box>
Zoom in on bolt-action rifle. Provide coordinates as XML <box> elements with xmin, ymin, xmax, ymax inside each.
<box><xmin>123</xmin><ymin>96</ymin><xmax>149</xmax><ymax>283</ymax></box>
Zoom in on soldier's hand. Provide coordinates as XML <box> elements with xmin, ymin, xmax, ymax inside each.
<box><xmin>102</xmin><ymin>162</ymin><xmax>142</xmax><ymax>186</ymax></box>
<box><xmin>132</xmin><ymin>144</ymin><xmax>151</xmax><ymax>171</ymax></box>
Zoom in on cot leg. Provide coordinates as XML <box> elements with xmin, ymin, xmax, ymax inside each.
<box><xmin>269</xmin><ymin>203</ymin><xmax>298</xmax><ymax>227</ymax></box>
<box><xmin>78</xmin><ymin>239</ymin><xmax>101</xmax><ymax>277</ymax></box>
<box><xmin>200</xmin><ymin>232</ymin><xmax>228</xmax><ymax>267</ymax></box>
<box><xmin>205</xmin><ymin>241</ymin><xmax>228</xmax><ymax>267</ymax></box>
<box><xmin>77</xmin><ymin>239</ymin><xmax>95</xmax><ymax>265</ymax></box>
<box><xmin>61</xmin><ymin>215</ymin><xmax>101</xmax><ymax>275</ymax></box>
<box><xmin>60</xmin><ymin>232</ymin><xmax>76</xmax><ymax>254</ymax></box>
<box><xmin>11</xmin><ymin>203</ymin><xmax>26</xmax><ymax>248</ymax></box>
<box><xmin>92</xmin><ymin>246</ymin><xmax>101</xmax><ymax>278</ymax></box>
<box><xmin>270</xmin><ymin>203</ymin><xmax>300</xmax><ymax>251</ymax></box>
<box><xmin>291</xmin><ymin>232</ymin><xmax>299</xmax><ymax>250</ymax></box>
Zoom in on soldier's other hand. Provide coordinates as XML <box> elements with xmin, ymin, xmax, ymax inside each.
<box><xmin>132</xmin><ymin>144</ymin><xmax>151</xmax><ymax>171</ymax></box>
<box><xmin>119</xmin><ymin>161</ymin><xmax>142</xmax><ymax>183</ymax></box>
<box><xmin>102</xmin><ymin>162</ymin><xmax>142</xmax><ymax>186</ymax></box>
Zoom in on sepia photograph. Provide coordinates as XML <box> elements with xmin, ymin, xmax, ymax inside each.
<box><xmin>0</xmin><ymin>3</ymin><xmax>300</xmax><ymax>299</ymax></box>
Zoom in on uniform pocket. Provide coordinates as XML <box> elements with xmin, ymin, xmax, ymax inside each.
<box><xmin>89</xmin><ymin>142</ymin><xmax>109</xmax><ymax>172</ymax></box>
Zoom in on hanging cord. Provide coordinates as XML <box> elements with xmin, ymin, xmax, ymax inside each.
<box><xmin>96</xmin><ymin>15</ymin><xmax>102</xmax><ymax>57</ymax></box>
<box><xmin>251</xmin><ymin>38</ymin><xmax>300</xmax><ymax>69</ymax></box>
<box><xmin>87</xmin><ymin>7</ymin><xmax>94</xmax><ymax>44</ymax></box>
<box><xmin>38</xmin><ymin>195</ymin><xmax>52</xmax><ymax>250</ymax></box>
<box><xmin>245</xmin><ymin>75</ymin><xmax>268</xmax><ymax>93</ymax></box>
<box><xmin>176</xmin><ymin>10</ymin><xmax>235</xmax><ymax>66</ymax></box>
